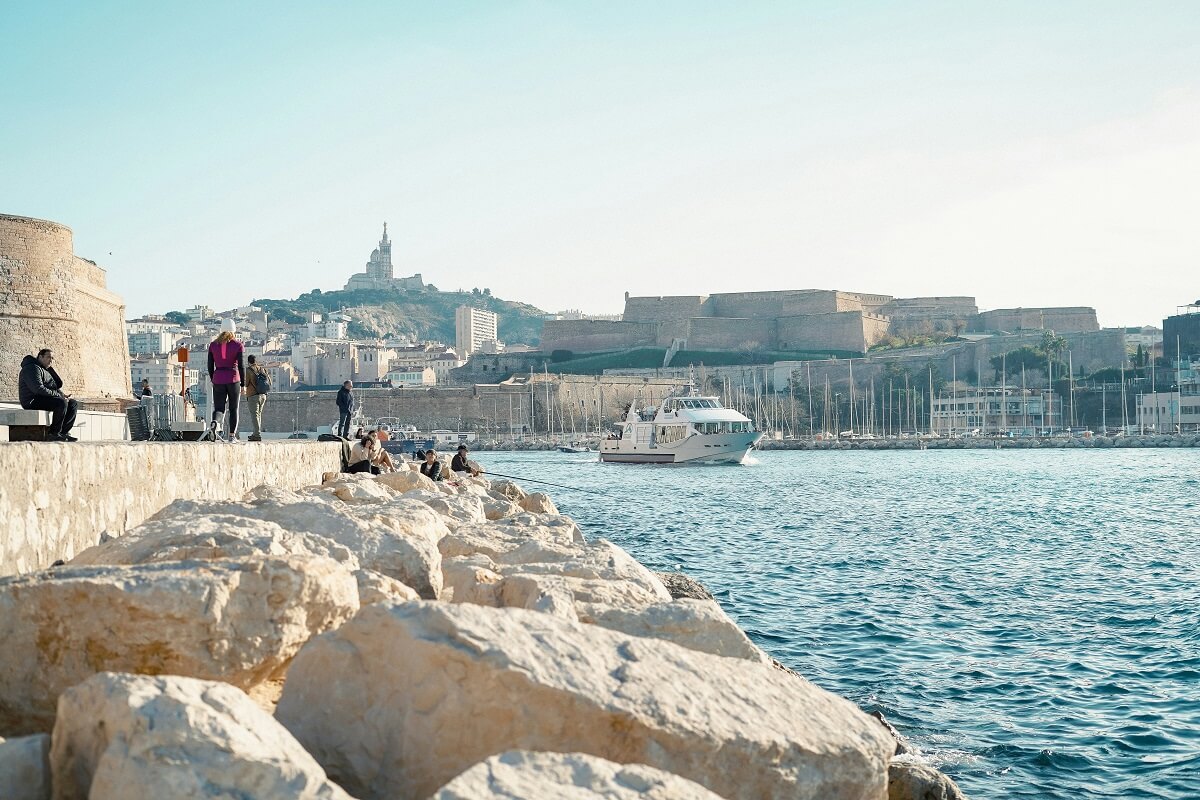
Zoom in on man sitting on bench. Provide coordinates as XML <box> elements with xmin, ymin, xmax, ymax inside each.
<box><xmin>18</xmin><ymin>348</ymin><xmax>79</xmax><ymax>442</ymax></box>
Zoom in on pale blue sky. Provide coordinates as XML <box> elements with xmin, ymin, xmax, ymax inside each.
<box><xmin>2</xmin><ymin>1</ymin><xmax>1198</xmax><ymax>325</ymax></box>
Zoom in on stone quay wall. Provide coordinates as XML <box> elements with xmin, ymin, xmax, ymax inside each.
<box><xmin>0</xmin><ymin>215</ymin><xmax>131</xmax><ymax>406</ymax></box>
<box><xmin>0</xmin><ymin>441</ymin><xmax>343</xmax><ymax>576</ymax></box>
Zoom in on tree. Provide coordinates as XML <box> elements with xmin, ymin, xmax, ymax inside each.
<box><xmin>164</xmin><ymin>310</ymin><xmax>189</xmax><ymax>326</ymax></box>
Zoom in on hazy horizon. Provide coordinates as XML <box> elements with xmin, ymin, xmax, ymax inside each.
<box><xmin>3</xmin><ymin>2</ymin><xmax>1198</xmax><ymax>326</ymax></box>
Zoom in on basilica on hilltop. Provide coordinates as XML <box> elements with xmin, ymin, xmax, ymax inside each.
<box><xmin>343</xmin><ymin>222</ymin><xmax>424</xmax><ymax>292</ymax></box>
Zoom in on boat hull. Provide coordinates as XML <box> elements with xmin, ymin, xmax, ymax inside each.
<box><xmin>599</xmin><ymin>433</ymin><xmax>761</xmax><ymax>465</ymax></box>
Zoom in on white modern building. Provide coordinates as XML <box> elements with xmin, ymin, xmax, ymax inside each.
<box><xmin>127</xmin><ymin>329</ymin><xmax>180</xmax><ymax>355</ymax></box>
<box><xmin>386</xmin><ymin>367</ymin><xmax>436</xmax><ymax>386</ymax></box>
<box><xmin>931</xmin><ymin>387</ymin><xmax>1061</xmax><ymax>436</ymax></box>
<box><xmin>455</xmin><ymin>305</ymin><xmax>499</xmax><ymax>356</ymax></box>
<box><xmin>130</xmin><ymin>355</ymin><xmax>192</xmax><ymax>396</ymax></box>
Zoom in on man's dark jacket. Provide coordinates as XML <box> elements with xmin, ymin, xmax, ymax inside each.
<box><xmin>336</xmin><ymin>386</ymin><xmax>355</xmax><ymax>413</ymax></box>
<box><xmin>18</xmin><ymin>355</ymin><xmax>66</xmax><ymax>407</ymax></box>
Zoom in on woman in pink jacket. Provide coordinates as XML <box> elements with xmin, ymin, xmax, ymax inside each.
<box><xmin>207</xmin><ymin>319</ymin><xmax>245</xmax><ymax>442</ymax></box>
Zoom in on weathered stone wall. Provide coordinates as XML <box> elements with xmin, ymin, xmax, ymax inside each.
<box><xmin>539</xmin><ymin>319</ymin><xmax>657</xmax><ymax>353</ymax></box>
<box><xmin>777</xmin><ymin>311</ymin><xmax>889</xmax><ymax>353</ymax></box>
<box><xmin>621</xmin><ymin>295</ymin><xmax>709</xmax><ymax>323</ymax></box>
<box><xmin>0</xmin><ymin>441</ymin><xmax>343</xmax><ymax>576</ymax></box>
<box><xmin>0</xmin><ymin>215</ymin><xmax>131</xmax><ymax>403</ymax></box>
<box><xmin>685</xmin><ymin>317</ymin><xmax>777</xmax><ymax>351</ymax></box>
<box><xmin>261</xmin><ymin>377</ymin><xmax>688</xmax><ymax>434</ymax></box>
<box><xmin>974</xmin><ymin>307</ymin><xmax>1099</xmax><ymax>333</ymax></box>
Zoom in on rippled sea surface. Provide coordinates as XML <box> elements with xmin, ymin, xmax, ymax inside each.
<box><xmin>479</xmin><ymin>448</ymin><xmax>1200</xmax><ymax>799</ymax></box>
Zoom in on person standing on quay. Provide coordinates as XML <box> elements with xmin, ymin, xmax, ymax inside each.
<box><xmin>336</xmin><ymin>380</ymin><xmax>355</xmax><ymax>439</ymax></box>
<box><xmin>140</xmin><ymin>379</ymin><xmax>152</xmax><ymax>397</ymax></box>
<box><xmin>244</xmin><ymin>355</ymin><xmax>270</xmax><ymax>442</ymax></box>
<box><xmin>207</xmin><ymin>319</ymin><xmax>245</xmax><ymax>442</ymax></box>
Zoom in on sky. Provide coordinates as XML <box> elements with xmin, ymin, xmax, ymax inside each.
<box><xmin>2</xmin><ymin>1</ymin><xmax>1198</xmax><ymax>326</ymax></box>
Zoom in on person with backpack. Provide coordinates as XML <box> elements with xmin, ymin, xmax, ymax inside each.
<box><xmin>207</xmin><ymin>319</ymin><xmax>245</xmax><ymax>442</ymax></box>
<box><xmin>244</xmin><ymin>355</ymin><xmax>271</xmax><ymax>442</ymax></box>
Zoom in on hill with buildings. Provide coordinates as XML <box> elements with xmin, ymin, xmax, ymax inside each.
<box><xmin>248</xmin><ymin>286</ymin><xmax>547</xmax><ymax>347</ymax></box>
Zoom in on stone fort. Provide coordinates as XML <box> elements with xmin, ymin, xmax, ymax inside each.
<box><xmin>0</xmin><ymin>214</ymin><xmax>131</xmax><ymax>407</ymax></box>
<box><xmin>541</xmin><ymin>289</ymin><xmax>1099</xmax><ymax>355</ymax></box>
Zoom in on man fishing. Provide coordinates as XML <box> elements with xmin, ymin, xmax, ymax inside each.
<box><xmin>451</xmin><ymin>444</ymin><xmax>483</xmax><ymax>476</ymax></box>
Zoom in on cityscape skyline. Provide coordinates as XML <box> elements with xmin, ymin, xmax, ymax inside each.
<box><xmin>2</xmin><ymin>2</ymin><xmax>1198</xmax><ymax>326</ymax></box>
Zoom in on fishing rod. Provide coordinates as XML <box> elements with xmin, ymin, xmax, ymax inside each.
<box><xmin>477</xmin><ymin>469</ymin><xmax>605</xmax><ymax>496</ymax></box>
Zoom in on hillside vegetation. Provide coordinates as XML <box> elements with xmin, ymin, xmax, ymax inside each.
<box><xmin>249</xmin><ymin>287</ymin><xmax>547</xmax><ymax>346</ymax></box>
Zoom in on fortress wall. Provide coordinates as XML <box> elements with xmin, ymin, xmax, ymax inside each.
<box><xmin>0</xmin><ymin>215</ymin><xmax>131</xmax><ymax>402</ymax></box>
<box><xmin>540</xmin><ymin>319</ymin><xmax>657</xmax><ymax>353</ymax></box>
<box><xmin>622</xmin><ymin>295</ymin><xmax>708</xmax><ymax>323</ymax></box>
<box><xmin>777</xmin><ymin>311</ymin><xmax>888</xmax><ymax>353</ymax></box>
<box><xmin>708</xmin><ymin>289</ymin><xmax>847</xmax><ymax>318</ymax></box>
<box><xmin>839</xmin><ymin>292</ymin><xmax>894</xmax><ymax>314</ymax></box>
<box><xmin>974</xmin><ymin>307</ymin><xmax>1099</xmax><ymax>334</ymax></box>
<box><xmin>685</xmin><ymin>317</ymin><xmax>777</xmax><ymax>351</ymax></box>
<box><xmin>883</xmin><ymin>296</ymin><xmax>979</xmax><ymax>314</ymax></box>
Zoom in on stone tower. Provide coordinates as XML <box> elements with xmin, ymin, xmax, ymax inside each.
<box><xmin>0</xmin><ymin>214</ymin><xmax>132</xmax><ymax>407</ymax></box>
<box><xmin>366</xmin><ymin>222</ymin><xmax>393</xmax><ymax>281</ymax></box>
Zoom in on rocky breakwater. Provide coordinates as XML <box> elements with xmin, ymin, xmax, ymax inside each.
<box><xmin>0</xmin><ymin>462</ymin><xmax>966</xmax><ymax>799</ymax></box>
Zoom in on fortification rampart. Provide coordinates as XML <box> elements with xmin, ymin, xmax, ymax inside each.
<box><xmin>685</xmin><ymin>317</ymin><xmax>777</xmax><ymax>350</ymax></box>
<box><xmin>0</xmin><ymin>215</ymin><xmax>131</xmax><ymax>404</ymax></box>
<box><xmin>973</xmin><ymin>307</ymin><xmax>1099</xmax><ymax>333</ymax></box>
<box><xmin>261</xmin><ymin>377</ymin><xmax>687</xmax><ymax>435</ymax></box>
<box><xmin>777</xmin><ymin>311</ymin><xmax>890</xmax><ymax>353</ymax></box>
<box><xmin>540</xmin><ymin>319</ymin><xmax>657</xmax><ymax>353</ymax></box>
<box><xmin>621</xmin><ymin>295</ymin><xmax>708</xmax><ymax>323</ymax></box>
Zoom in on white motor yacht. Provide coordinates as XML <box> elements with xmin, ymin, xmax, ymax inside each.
<box><xmin>599</xmin><ymin>386</ymin><xmax>761</xmax><ymax>464</ymax></box>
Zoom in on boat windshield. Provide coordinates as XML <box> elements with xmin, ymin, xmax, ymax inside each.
<box><xmin>693</xmin><ymin>421</ymin><xmax>754</xmax><ymax>434</ymax></box>
<box><xmin>674</xmin><ymin>398</ymin><xmax>721</xmax><ymax>410</ymax></box>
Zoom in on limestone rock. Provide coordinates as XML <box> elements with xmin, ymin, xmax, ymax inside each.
<box><xmin>481</xmin><ymin>495</ymin><xmax>522</xmax><ymax>520</ymax></box>
<box><xmin>276</xmin><ymin>602</ymin><xmax>893</xmax><ymax>800</ymax></box>
<box><xmin>0</xmin><ymin>556</ymin><xmax>358</xmax><ymax>735</ymax></box>
<box><xmin>0</xmin><ymin>734</ymin><xmax>50</xmax><ymax>800</ymax></box>
<box><xmin>354</xmin><ymin>569</ymin><xmax>419</xmax><ymax>605</ymax></box>
<box><xmin>518</xmin><ymin>491</ymin><xmax>559</xmax><ymax>515</ymax></box>
<box><xmin>323</xmin><ymin>476</ymin><xmax>398</xmax><ymax>504</ymax></box>
<box><xmin>374</xmin><ymin>469</ymin><xmax>436</xmax><ymax>494</ymax></box>
<box><xmin>431</xmin><ymin>750</ymin><xmax>724</xmax><ymax>799</ymax></box>
<box><xmin>169</xmin><ymin>492</ymin><xmax>447</xmax><ymax>599</ymax></box>
<box><xmin>69</xmin><ymin>513</ymin><xmax>358</xmax><ymax>569</ymax></box>
<box><xmin>887</xmin><ymin>761</ymin><xmax>967</xmax><ymax>800</ymax></box>
<box><xmin>654</xmin><ymin>571</ymin><xmax>715</xmax><ymax>601</ymax></box>
<box><xmin>402</xmin><ymin>490</ymin><xmax>488</xmax><ymax>529</ymax></box>
<box><xmin>578</xmin><ymin>599</ymin><xmax>767</xmax><ymax>662</ymax></box>
<box><xmin>51</xmin><ymin>672</ymin><xmax>352</xmax><ymax>800</ymax></box>
<box><xmin>488</xmin><ymin>479</ymin><xmax>527</xmax><ymax>502</ymax></box>
<box><xmin>438</xmin><ymin>516</ymin><xmax>585</xmax><ymax>561</ymax></box>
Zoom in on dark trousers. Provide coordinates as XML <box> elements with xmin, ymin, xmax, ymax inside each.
<box><xmin>212</xmin><ymin>383</ymin><xmax>240</xmax><ymax>436</ymax></box>
<box><xmin>24</xmin><ymin>395</ymin><xmax>79</xmax><ymax>436</ymax></box>
<box><xmin>347</xmin><ymin>459</ymin><xmax>380</xmax><ymax>475</ymax></box>
<box><xmin>338</xmin><ymin>411</ymin><xmax>352</xmax><ymax>439</ymax></box>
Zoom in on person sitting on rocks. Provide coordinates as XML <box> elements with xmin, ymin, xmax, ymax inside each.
<box><xmin>451</xmin><ymin>444</ymin><xmax>482</xmax><ymax>476</ymax></box>
<box><xmin>18</xmin><ymin>348</ymin><xmax>79</xmax><ymax>442</ymax></box>
<box><xmin>419</xmin><ymin>448</ymin><xmax>444</xmax><ymax>481</ymax></box>
<box><xmin>348</xmin><ymin>430</ymin><xmax>391</xmax><ymax>474</ymax></box>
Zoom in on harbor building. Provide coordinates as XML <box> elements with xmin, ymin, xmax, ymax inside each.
<box><xmin>456</xmin><ymin>306</ymin><xmax>500</xmax><ymax>356</ymax></box>
<box><xmin>931</xmin><ymin>388</ymin><xmax>1061</xmax><ymax>436</ymax></box>
<box><xmin>1163</xmin><ymin>303</ymin><xmax>1200</xmax><ymax>363</ymax></box>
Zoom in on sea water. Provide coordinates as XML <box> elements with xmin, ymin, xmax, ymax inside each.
<box><xmin>479</xmin><ymin>448</ymin><xmax>1200</xmax><ymax>799</ymax></box>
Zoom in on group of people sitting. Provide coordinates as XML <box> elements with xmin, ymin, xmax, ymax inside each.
<box><xmin>346</xmin><ymin>429</ymin><xmax>482</xmax><ymax>484</ymax></box>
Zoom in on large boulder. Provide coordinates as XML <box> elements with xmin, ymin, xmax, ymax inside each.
<box><xmin>518</xmin><ymin>492</ymin><xmax>559</xmax><ymax>515</ymax></box>
<box><xmin>51</xmin><ymin>672</ymin><xmax>352</xmax><ymax>800</ymax></box>
<box><xmin>578</xmin><ymin>600</ymin><xmax>767</xmax><ymax>663</ymax></box>
<box><xmin>354</xmin><ymin>569</ymin><xmax>419</xmax><ymax>606</ymax></box>
<box><xmin>276</xmin><ymin>602</ymin><xmax>893</xmax><ymax>800</ymax></box>
<box><xmin>0</xmin><ymin>734</ymin><xmax>50</xmax><ymax>800</ymax></box>
<box><xmin>374</xmin><ymin>469</ymin><xmax>436</xmax><ymax>494</ymax></box>
<box><xmin>319</xmin><ymin>475</ymin><xmax>399</xmax><ymax>504</ymax></box>
<box><xmin>69</xmin><ymin>513</ymin><xmax>358</xmax><ymax>569</ymax></box>
<box><xmin>654</xmin><ymin>571</ymin><xmax>715</xmax><ymax>601</ymax></box>
<box><xmin>887</xmin><ymin>762</ymin><xmax>967</xmax><ymax>800</ymax></box>
<box><xmin>0</xmin><ymin>556</ymin><xmax>358</xmax><ymax>736</ymax></box>
<box><xmin>431</xmin><ymin>750</ymin><xmax>724</xmax><ymax>799</ymax></box>
<box><xmin>438</xmin><ymin>516</ymin><xmax>585</xmax><ymax>561</ymax></box>
<box><xmin>401</xmin><ymin>490</ymin><xmax>488</xmax><ymax>529</ymax></box>
<box><xmin>169</xmin><ymin>490</ymin><xmax>447</xmax><ymax>598</ymax></box>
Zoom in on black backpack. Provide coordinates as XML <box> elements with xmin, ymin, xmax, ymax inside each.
<box><xmin>253</xmin><ymin>368</ymin><xmax>272</xmax><ymax>395</ymax></box>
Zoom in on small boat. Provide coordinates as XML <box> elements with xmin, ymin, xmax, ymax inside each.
<box><xmin>599</xmin><ymin>383</ymin><xmax>761</xmax><ymax>465</ymax></box>
<box><xmin>557</xmin><ymin>443</ymin><xmax>591</xmax><ymax>454</ymax></box>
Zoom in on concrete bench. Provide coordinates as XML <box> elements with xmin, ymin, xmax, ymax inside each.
<box><xmin>0</xmin><ymin>409</ymin><xmax>52</xmax><ymax>441</ymax></box>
